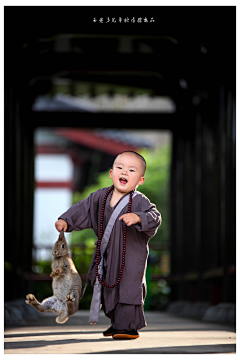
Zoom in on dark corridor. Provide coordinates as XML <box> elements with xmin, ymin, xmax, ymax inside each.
<box><xmin>4</xmin><ymin>6</ymin><xmax>236</xmax><ymax>306</ymax></box>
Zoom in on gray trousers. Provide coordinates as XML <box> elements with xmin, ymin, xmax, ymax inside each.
<box><xmin>102</xmin><ymin>298</ymin><xmax>147</xmax><ymax>331</ymax></box>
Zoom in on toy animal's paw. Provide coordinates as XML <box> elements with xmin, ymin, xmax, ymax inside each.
<box><xmin>25</xmin><ymin>293</ymin><xmax>38</xmax><ymax>305</ymax></box>
<box><xmin>65</xmin><ymin>294</ymin><xmax>75</xmax><ymax>303</ymax></box>
<box><xmin>55</xmin><ymin>268</ymin><xmax>62</xmax><ymax>274</ymax></box>
<box><xmin>50</xmin><ymin>268</ymin><xmax>62</xmax><ymax>277</ymax></box>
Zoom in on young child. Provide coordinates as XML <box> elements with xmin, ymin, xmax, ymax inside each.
<box><xmin>55</xmin><ymin>150</ymin><xmax>161</xmax><ymax>339</ymax></box>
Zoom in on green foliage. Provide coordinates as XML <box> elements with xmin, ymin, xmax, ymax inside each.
<box><xmin>72</xmin><ymin>171</ymin><xmax>112</xmax><ymax>205</ymax></box>
<box><xmin>139</xmin><ymin>145</ymin><xmax>171</xmax><ymax>245</ymax></box>
<box><xmin>35</xmin><ymin>259</ymin><xmax>52</xmax><ymax>274</ymax></box>
<box><xmin>147</xmin><ymin>279</ymin><xmax>171</xmax><ymax>311</ymax></box>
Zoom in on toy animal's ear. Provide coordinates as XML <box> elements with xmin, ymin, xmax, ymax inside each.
<box><xmin>59</xmin><ymin>229</ymin><xmax>64</xmax><ymax>240</ymax></box>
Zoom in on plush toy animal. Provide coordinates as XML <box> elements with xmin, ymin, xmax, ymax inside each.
<box><xmin>26</xmin><ymin>230</ymin><xmax>82</xmax><ymax>324</ymax></box>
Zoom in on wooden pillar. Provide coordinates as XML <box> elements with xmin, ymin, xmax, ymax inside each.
<box><xmin>4</xmin><ymin>27</ymin><xmax>35</xmax><ymax>301</ymax></box>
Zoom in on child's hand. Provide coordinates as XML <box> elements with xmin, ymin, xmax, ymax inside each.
<box><xmin>55</xmin><ymin>219</ymin><xmax>68</xmax><ymax>232</ymax></box>
<box><xmin>119</xmin><ymin>213</ymin><xmax>141</xmax><ymax>226</ymax></box>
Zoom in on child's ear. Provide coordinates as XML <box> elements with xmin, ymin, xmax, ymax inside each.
<box><xmin>109</xmin><ymin>169</ymin><xmax>113</xmax><ymax>179</ymax></box>
<box><xmin>138</xmin><ymin>177</ymin><xmax>145</xmax><ymax>185</ymax></box>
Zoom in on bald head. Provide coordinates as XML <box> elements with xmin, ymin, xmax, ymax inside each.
<box><xmin>113</xmin><ymin>151</ymin><xmax>146</xmax><ymax>176</ymax></box>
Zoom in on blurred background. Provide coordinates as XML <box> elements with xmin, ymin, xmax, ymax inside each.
<box><xmin>4</xmin><ymin>6</ymin><xmax>236</xmax><ymax>324</ymax></box>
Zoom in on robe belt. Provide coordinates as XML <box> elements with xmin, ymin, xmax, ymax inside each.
<box><xmin>89</xmin><ymin>191</ymin><xmax>138</xmax><ymax>325</ymax></box>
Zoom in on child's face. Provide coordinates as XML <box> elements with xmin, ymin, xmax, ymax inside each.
<box><xmin>109</xmin><ymin>153</ymin><xmax>145</xmax><ymax>194</ymax></box>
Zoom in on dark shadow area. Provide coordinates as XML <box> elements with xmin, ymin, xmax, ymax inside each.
<box><xmin>4</xmin><ymin>331</ymin><xmax>105</xmax><ymax>338</ymax></box>
<box><xmin>93</xmin><ymin>344</ymin><xmax>236</xmax><ymax>354</ymax></box>
<box><xmin>4</xmin><ymin>337</ymin><xmax>113</xmax><ymax>350</ymax></box>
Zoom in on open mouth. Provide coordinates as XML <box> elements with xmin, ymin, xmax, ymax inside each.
<box><xmin>119</xmin><ymin>178</ymin><xmax>128</xmax><ymax>185</ymax></box>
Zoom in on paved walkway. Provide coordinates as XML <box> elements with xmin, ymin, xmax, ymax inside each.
<box><xmin>4</xmin><ymin>310</ymin><xmax>236</xmax><ymax>354</ymax></box>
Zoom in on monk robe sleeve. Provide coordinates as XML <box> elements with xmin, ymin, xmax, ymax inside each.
<box><xmin>58</xmin><ymin>188</ymin><xmax>102</xmax><ymax>233</ymax></box>
<box><xmin>133</xmin><ymin>194</ymin><xmax>162</xmax><ymax>239</ymax></box>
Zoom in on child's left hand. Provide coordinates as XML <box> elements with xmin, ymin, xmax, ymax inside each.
<box><xmin>119</xmin><ymin>213</ymin><xmax>141</xmax><ymax>226</ymax></box>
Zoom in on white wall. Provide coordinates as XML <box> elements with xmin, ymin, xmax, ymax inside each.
<box><xmin>33</xmin><ymin>154</ymin><xmax>74</xmax><ymax>261</ymax></box>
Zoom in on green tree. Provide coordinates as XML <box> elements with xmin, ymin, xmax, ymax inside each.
<box><xmin>139</xmin><ymin>145</ymin><xmax>171</xmax><ymax>245</ymax></box>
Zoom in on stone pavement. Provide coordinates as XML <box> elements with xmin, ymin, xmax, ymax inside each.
<box><xmin>4</xmin><ymin>310</ymin><xmax>236</xmax><ymax>354</ymax></box>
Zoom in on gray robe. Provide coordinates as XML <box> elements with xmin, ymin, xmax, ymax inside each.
<box><xmin>59</xmin><ymin>186</ymin><xmax>161</xmax><ymax>316</ymax></box>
